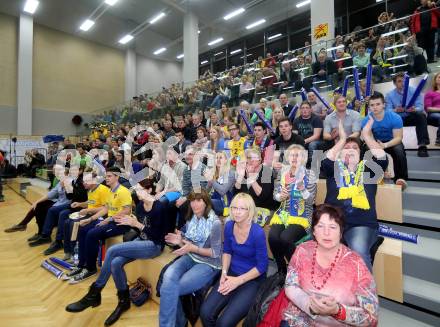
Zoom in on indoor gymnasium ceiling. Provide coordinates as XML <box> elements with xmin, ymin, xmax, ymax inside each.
<box><xmin>0</xmin><ymin>0</ymin><xmax>311</xmax><ymax>61</ymax></box>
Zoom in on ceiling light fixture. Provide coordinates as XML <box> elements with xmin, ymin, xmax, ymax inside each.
<box><xmin>296</xmin><ymin>0</ymin><xmax>311</xmax><ymax>8</ymax></box>
<box><xmin>177</xmin><ymin>54</ymin><xmax>184</xmax><ymax>59</ymax></box>
<box><xmin>268</xmin><ymin>33</ymin><xmax>282</xmax><ymax>40</ymax></box>
<box><xmin>119</xmin><ymin>34</ymin><xmax>134</xmax><ymax>44</ymax></box>
<box><xmin>24</xmin><ymin>0</ymin><xmax>39</xmax><ymax>14</ymax></box>
<box><xmin>208</xmin><ymin>37</ymin><xmax>224</xmax><ymax>46</ymax></box>
<box><xmin>201</xmin><ymin>60</ymin><xmax>209</xmax><ymax>65</ymax></box>
<box><xmin>223</xmin><ymin>8</ymin><xmax>245</xmax><ymax>20</ymax></box>
<box><xmin>80</xmin><ymin>19</ymin><xmax>95</xmax><ymax>31</ymax></box>
<box><xmin>153</xmin><ymin>47</ymin><xmax>167</xmax><ymax>55</ymax></box>
<box><xmin>150</xmin><ymin>12</ymin><xmax>166</xmax><ymax>24</ymax></box>
<box><xmin>105</xmin><ymin>0</ymin><xmax>118</xmax><ymax>6</ymax></box>
<box><xmin>214</xmin><ymin>51</ymin><xmax>223</xmax><ymax>56</ymax></box>
<box><xmin>246</xmin><ymin>19</ymin><xmax>266</xmax><ymax>30</ymax></box>
<box><xmin>230</xmin><ymin>49</ymin><xmax>242</xmax><ymax>55</ymax></box>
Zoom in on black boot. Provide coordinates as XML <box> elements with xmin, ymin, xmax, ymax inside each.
<box><xmin>104</xmin><ymin>289</ymin><xmax>131</xmax><ymax>326</ymax></box>
<box><xmin>65</xmin><ymin>282</ymin><xmax>103</xmax><ymax>312</ymax></box>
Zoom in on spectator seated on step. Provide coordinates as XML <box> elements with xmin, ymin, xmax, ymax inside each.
<box><xmin>361</xmin><ymin>92</ymin><xmax>408</xmax><ymax>190</ymax></box>
<box><xmin>385</xmin><ymin>72</ymin><xmax>430</xmax><ymax>157</ymax></box>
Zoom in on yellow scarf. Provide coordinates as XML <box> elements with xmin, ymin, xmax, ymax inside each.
<box><xmin>270</xmin><ymin>173</ymin><xmax>309</xmax><ymax>229</ymax></box>
<box><xmin>337</xmin><ymin>160</ymin><xmax>370</xmax><ymax>210</ymax></box>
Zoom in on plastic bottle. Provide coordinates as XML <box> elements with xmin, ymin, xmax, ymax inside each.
<box><xmin>73</xmin><ymin>242</ymin><xmax>79</xmax><ymax>266</ymax></box>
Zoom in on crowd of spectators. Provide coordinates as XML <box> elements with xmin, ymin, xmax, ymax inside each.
<box><xmin>91</xmin><ymin>6</ymin><xmax>440</xmax><ymax>128</ymax></box>
<box><xmin>1</xmin><ymin>4</ymin><xmax>439</xmax><ymax>327</ymax></box>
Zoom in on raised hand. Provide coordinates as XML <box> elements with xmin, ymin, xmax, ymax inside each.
<box><xmin>338</xmin><ymin>119</ymin><xmax>347</xmax><ymax>141</ymax></box>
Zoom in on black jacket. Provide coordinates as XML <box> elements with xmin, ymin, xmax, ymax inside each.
<box><xmin>66</xmin><ymin>174</ymin><xmax>88</xmax><ymax>203</ymax></box>
<box><xmin>312</xmin><ymin>58</ymin><xmax>337</xmax><ymax>76</ymax></box>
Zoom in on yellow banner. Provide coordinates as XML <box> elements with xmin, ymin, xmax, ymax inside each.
<box><xmin>313</xmin><ymin>23</ymin><xmax>328</xmax><ymax>40</ymax></box>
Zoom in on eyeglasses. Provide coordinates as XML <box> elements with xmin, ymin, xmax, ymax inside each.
<box><xmin>230</xmin><ymin>206</ymin><xmax>249</xmax><ymax>212</ymax></box>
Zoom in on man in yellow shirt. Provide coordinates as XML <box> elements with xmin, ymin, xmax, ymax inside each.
<box><xmin>62</xmin><ymin>169</ymin><xmax>110</xmax><ymax>261</ymax></box>
<box><xmin>68</xmin><ymin>167</ymin><xmax>132</xmax><ymax>284</ymax></box>
<box><xmin>225</xmin><ymin>123</ymin><xmax>248</xmax><ymax>166</ymax></box>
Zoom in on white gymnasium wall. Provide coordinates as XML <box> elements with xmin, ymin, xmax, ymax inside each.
<box><xmin>136</xmin><ymin>54</ymin><xmax>183</xmax><ymax>95</ymax></box>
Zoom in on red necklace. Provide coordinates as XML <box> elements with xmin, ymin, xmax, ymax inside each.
<box><xmin>311</xmin><ymin>243</ymin><xmax>341</xmax><ymax>290</ymax></box>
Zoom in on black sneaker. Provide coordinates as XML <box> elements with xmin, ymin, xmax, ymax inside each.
<box><xmin>61</xmin><ymin>267</ymin><xmax>83</xmax><ymax>281</ymax></box>
<box><xmin>29</xmin><ymin>235</ymin><xmax>51</xmax><ymax>247</ymax></box>
<box><xmin>69</xmin><ymin>268</ymin><xmax>97</xmax><ymax>284</ymax></box>
<box><xmin>417</xmin><ymin>146</ymin><xmax>429</xmax><ymax>157</ymax></box>
<box><xmin>27</xmin><ymin>234</ymin><xmax>41</xmax><ymax>242</ymax></box>
<box><xmin>0</xmin><ymin>196</ymin><xmax>4</xmax><ymax>202</ymax></box>
<box><xmin>67</xmin><ymin>267</ymin><xmax>83</xmax><ymax>277</ymax></box>
<box><xmin>43</xmin><ymin>240</ymin><xmax>63</xmax><ymax>255</ymax></box>
<box><xmin>4</xmin><ymin>224</ymin><xmax>26</xmax><ymax>233</ymax></box>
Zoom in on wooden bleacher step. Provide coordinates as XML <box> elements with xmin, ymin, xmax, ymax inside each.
<box><xmin>25</xmin><ymin>185</ymin><xmax>48</xmax><ymax>204</ymax></box>
<box><xmin>8</xmin><ymin>178</ymin><xmax>31</xmax><ymax>195</ymax></box>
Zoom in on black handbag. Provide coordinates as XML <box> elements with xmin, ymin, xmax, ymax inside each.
<box><xmin>129</xmin><ymin>278</ymin><xmax>151</xmax><ymax>307</ymax></box>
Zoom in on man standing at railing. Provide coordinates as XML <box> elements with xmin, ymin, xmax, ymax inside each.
<box><xmin>312</xmin><ymin>51</ymin><xmax>338</xmax><ymax>89</ymax></box>
<box><xmin>410</xmin><ymin>0</ymin><xmax>440</xmax><ymax>64</ymax></box>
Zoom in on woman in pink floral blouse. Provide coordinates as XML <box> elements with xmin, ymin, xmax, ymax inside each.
<box><xmin>281</xmin><ymin>204</ymin><xmax>378</xmax><ymax>327</ymax></box>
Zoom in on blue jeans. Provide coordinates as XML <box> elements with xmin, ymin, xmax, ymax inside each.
<box><xmin>41</xmin><ymin>203</ymin><xmax>72</xmax><ymax>237</ymax></box>
<box><xmin>200</xmin><ymin>275</ymin><xmax>265</xmax><ymax>327</ymax></box>
<box><xmin>77</xmin><ymin>220</ymin><xmax>129</xmax><ymax>271</ymax></box>
<box><xmin>211</xmin><ymin>95</ymin><xmax>229</xmax><ymax>109</ymax></box>
<box><xmin>95</xmin><ymin>238</ymin><xmax>162</xmax><ymax>290</ymax></box>
<box><xmin>55</xmin><ymin>208</ymin><xmax>73</xmax><ymax>241</ymax></box>
<box><xmin>306</xmin><ymin>140</ymin><xmax>322</xmax><ymax>163</ymax></box>
<box><xmin>159</xmin><ymin>255</ymin><xmax>219</xmax><ymax>327</ymax></box>
<box><xmin>344</xmin><ymin>226</ymin><xmax>378</xmax><ymax>272</ymax></box>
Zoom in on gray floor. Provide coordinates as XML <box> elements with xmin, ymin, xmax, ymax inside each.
<box><xmin>379</xmin><ymin>308</ymin><xmax>435</xmax><ymax>327</ymax></box>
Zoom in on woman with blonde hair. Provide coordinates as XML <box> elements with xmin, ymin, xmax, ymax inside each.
<box><xmin>206</xmin><ymin>151</ymin><xmax>235</xmax><ymax>217</ymax></box>
<box><xmin>238</xmin><ymin>101</ymin><xmax>253</xmax><ymax>136</ymax></box>
<box><xmin>234</xmin><ymin>148</ymin><xmax>277</xmax><ymax>225</ymax></box>
<box><xmin>269</xmin><ymin>144</ymin><xmax>317</xmax><ymax>273</ymax></box>
<box><xmin>200</xmin><ymin>193</ymin><xmax>268</xmax><ymax>327</ymax></box>
<box><xmin>207</xmin><ymin>126</ymin><xmax>225</xmax><ymax>152</ymax></box>
<box><xmin>271</xmin><ymin>106</ymin><xmax>285</xmax><ymax>139</ymax></box>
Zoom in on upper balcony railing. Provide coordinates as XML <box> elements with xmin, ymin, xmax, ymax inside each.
<box><xmin>89</xmin><ymin>8</ymin><xmax>439</xmax><ymax>127</ymax></box>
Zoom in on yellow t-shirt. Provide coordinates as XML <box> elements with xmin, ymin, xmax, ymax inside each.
<box><xmin>227</xmin><ymin>137</ymin><xmax>247</xmax><ymax>158</ymax></box>
<box><xmin>87</xmin><ymin>184</ymin><xmax>110</xmax><ymax>209</ymax></box>
<box><xmin>106</xmin><ymin>184</ymin><xmax>132</xmax><ymax>217</ymax></box>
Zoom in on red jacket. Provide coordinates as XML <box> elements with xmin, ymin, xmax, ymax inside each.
<box><xmin>410</xmin><ymin>6</ymin><xmax>440</xmax><ymax>33</ymax></box>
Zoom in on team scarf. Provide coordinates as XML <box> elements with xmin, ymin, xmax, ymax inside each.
<box><xmin>184</xmin><ymin>210</ymin><xmax>217</xmax><ymax>247</ymax></box>
<box><xmin>336</xmin><ymin>159</ymin><xmax>370</xmax><ymax>210</ymax></box>
<box><xmin>270</xmin><ymin>170</ymin><xmax>309</xmax><ymax>229</ymax></box>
